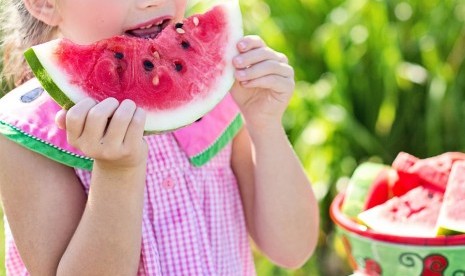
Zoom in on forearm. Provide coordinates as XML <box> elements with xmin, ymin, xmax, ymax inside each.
<box><xmin>230</xmin><ymin>34</ymin><xmax>318</xmax><ymax>268</ymax></box>
<box><xmin>248</xmin><ymin>124</ymin><xmax>319</xmax><ymax>267</ymax></box>
<box><xmin>57</xmin><ymin>163</ymin><xmax>146</xmax><ymax>276</ymax></box>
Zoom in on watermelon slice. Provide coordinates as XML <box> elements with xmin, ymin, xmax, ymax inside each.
<box><xmin>357</xmin><ymin>186</ymin><xmax>444</xmax><ymax>237</ymax></box>
<box><xmin>392</xmin><ymin>152</ymin><xmax>465</xmax><ymax>195</ymax></box>
<box><xmin>436</xmin><ymin>161</ymin><xmax>465</xmax><ymax>235</ymax></box>
<box><xmin>341</xmin><ymin>162</ymin><xmax>393</xmax><ymax>219</ymax></box>
<box><xmin>391</xmin><ymin>152</ymin><xmax>422</xmax><ymax>196</ymax></box>
<box><xmin>364</xmin><ymin>168</ymin><xmax>397</xmax><ymax>210</ymax></box>
<box><xmin>24</xmin><ymin>1</ymin><xmax>243</xmax><ymax>133</ymax></box>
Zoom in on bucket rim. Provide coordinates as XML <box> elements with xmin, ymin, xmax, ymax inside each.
<box><xmin>330</xmin><ymin>193</ymin><xmax>465</xmax><ymax>246</ymax></box>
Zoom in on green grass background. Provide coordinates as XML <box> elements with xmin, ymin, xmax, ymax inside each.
<box><xmin>3</xmin><ymin>0</ymin><xmax>465</xmax><ymax>275</ymax></box>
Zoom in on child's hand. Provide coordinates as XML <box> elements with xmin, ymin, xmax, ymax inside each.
<box><xmin>231</xmin><ymin>35</ymin><xmax>295</xmax><ymax>131</ymax></box>
<box><xmin>55</xmin><ymin>98</ymin><xmax>148</xmax><ymax>170</ymax></box>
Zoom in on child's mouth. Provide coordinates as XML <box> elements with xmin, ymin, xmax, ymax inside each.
<box><xmin>125</xmin><ymin>18</ymin><xmax>171</xmax><ymax>39</ymax></box>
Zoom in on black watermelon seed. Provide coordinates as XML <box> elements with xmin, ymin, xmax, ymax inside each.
<box><xmin>174</xmin><ymin>62</ymin><xmax>183</xmax><ymax>72</ymax></box>
<box><xmin>143</xmin><ymin>60</ymin><xmax>155</xmax><ymax>71</ymax></box>
<box><xmin>175</xmin><ymin>22</ymin><xmax>184</xmax><ymax>29</ymax></box>
<box><xmin>114</xmin><ymin>52</ymin><xmax>124</xmax><ymax>59</ymax></box>
<box><xmin>181</xmin><ymin>41</ymin><xmax>190</xmax><ymax>49</ymax></box>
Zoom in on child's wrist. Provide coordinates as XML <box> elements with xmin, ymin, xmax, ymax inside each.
<box><xmin>93</xmin><ymin>159</ymin><xmax>147</xmax><ymax>178</ymax></box>
<box><xmin>245</xmin><ymin>121</ymin><xmax>286</xmax><ymax>141</ymax></box>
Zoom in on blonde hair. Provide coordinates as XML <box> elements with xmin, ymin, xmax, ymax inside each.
<box><xmin>0</xmin><ymin>0</ymin><xmax>57</xmax><ymax>89</ymax></box>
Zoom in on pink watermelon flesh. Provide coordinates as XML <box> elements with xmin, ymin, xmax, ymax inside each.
<box><xmin>391</xmin><ymin>152</ymin><xmax>422</xmax><ymax>196</ymax></box>
<box><xmin>56</xmin><ymin>10</ymin><xmax>225</xmax><ymax>110</ymax></box>
<box><xmin>392</xmin><ymin>152</ymin><xmax>465</xmax><ymax>195</ymax></box>
<box><xmin>25</xmin><ymin>2</ymin><xmax>243</xmax><ymax>132</ymax></box>
<box><xmin>363</xmin><ymin>168</ymin><xmax>397</xmax><ymax>210</ymax></box>
<box><xmin>357</xmin><ymin>186</ymin><xmax>443</xmax><ymax>237</ymax></box>
<box><xmin>437</xmin><ymin>161</ymin><xmax>465</xmax><ymax>234</ymax></box>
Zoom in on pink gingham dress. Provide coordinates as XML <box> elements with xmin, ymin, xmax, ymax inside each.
<box><xmin>0</xmin><ymin>79</ymin><xmax>256</xmax><ymax>275</ymax></box>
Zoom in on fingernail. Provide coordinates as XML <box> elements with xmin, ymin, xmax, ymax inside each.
<box><xmin>235</xmin><ymin>57</ymin><xmax>243</xmax><ymax>65</ymax></box>
<box><xmin>238</xmin><ymin>42</ymin><xmax>247</xmax><ymax>50</ymax></box>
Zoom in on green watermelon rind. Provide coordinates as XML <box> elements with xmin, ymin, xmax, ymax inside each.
<box><xmin>436</xmin><ymin>217</ymin><xmax>465</xmax><ymax>235</ymax></box>
<box><xmin>24</xmin><ymin>48</ymin><xmax>75</xmax><ymax>110</ymax></box>
<box><xmin>0</xmin><ymin>120</ymin><xmax>93</xmax><ymax>170</ymax></box>
<box><xmin>436</xmin><ymin>227</ymin><xmax>462</xmax><ymax>236</ymax></box>
<box><xmin>341</xmin><ymin>162</ymin><xmax>389</xmax><ymax>218</ymax></box>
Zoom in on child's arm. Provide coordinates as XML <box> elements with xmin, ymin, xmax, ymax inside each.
<box><xmin>230</xmin><ymin>36</ymin><xmax>320</xmax><ymax>269</ymax></box>
<box><xmin>0</xmin><ymin>98</ymin><xmax>148</xmax><ymax>275</ymax></box>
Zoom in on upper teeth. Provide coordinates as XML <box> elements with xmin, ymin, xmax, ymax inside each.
<box><xmin>140</xmin><ymin>24</ymin><xmax>154</xmax><ymax>30</ymax></box>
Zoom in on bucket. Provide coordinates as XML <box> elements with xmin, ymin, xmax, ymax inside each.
<box><xmin>330</xmin><ymin>193</ymin><xmax>465</xmax><ymax>276</ymax></box>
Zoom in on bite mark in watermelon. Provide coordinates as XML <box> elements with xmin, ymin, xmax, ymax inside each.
<box><xmin>24</xmin><ymin>1</ymin><xmax>243</xmax><ymax>133</ymax></box>
<box><xmin>357</xmin><ymin>186</ymin><xmax>444</xmax><ymax>237</ymax></box>
<box><xmin>436</xmin><ymin>161</ymin><xmax>465</xmax><ymax>235</ymax></box>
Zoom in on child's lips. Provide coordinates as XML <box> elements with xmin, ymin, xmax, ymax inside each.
<box><xmin>125</xmin><ymin>17</ymin><xmax>172</xmax><ymax>39</ymax></box>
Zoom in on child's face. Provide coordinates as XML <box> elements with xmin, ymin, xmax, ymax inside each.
<box><xmin>55</xmin><ymin>0</ymin><xmax>187</xmax><ymax>44</ymax></box>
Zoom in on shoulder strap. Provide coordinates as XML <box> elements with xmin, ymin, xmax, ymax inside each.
<box><xmin>0</xmin><ymin>79</ymin><xmax>93</xmax><ymax>170</ymax></box>
<box><xmin>173</xmin><ymin>93</ymin><xmax>243</xmax><ymax>167</ymax></box>
<box><xmin>0</xmin><ymin>79</ymin><xmax>243</xmax><ymax>169</ymax></box>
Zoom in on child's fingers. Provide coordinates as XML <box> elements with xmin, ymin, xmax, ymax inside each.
<box><xmin>234</xmin><ymin>47</ymin><xmax>288</xmax><ymax>69</ymax></box>
<box><xmin>235</xmin><ymin>60</ymin><xmax>294</xmax><ymax>82</ymax></box>
<box><xmin>103</xmin><ymin>99</ymin><xmax>137</xmax><ymax>145</ymax></box>
<box><xmin>237</xmin><ymin>35</ymin><xmax>266</xmax><ymax>52</ymax></box>
<box><xmin>66</xmin><ymin>98</ymin><xmax>98</xmax><ymax>144</ymax></box>
<box><xmin>240</xmin><ymin>75</ymin><xmax>295</xmax><ymax>94</ymax></box>
<box><xmin>55</xmin><ymin>109</ymin><xmax>67</xmax><ymax>130</ymax></box>
<box><xmin>124</xmin><ymin>107</ymin><xmax>146</xmax><ymax>147</ymax></box>
<box><xmin>81</xmin><ymin>97</ymin><xmax>119</xmax><ymax>142</ymax></box>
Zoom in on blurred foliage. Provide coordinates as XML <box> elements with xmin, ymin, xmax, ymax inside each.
<box><xmin>2</xmin><ymin>0</ymin><xmax>465</xmax><ymax>275</ymax></box>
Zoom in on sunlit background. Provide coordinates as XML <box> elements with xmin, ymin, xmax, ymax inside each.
<box><xmin>3</xmin><ymin>0</ymin><xmax>465</xmax><ymax>275</ymax></box>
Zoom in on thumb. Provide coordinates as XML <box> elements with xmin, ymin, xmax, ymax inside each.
<box><xmin>55</xmin><ymin>109</ymin><xmax>67</xmax><ymax>130</ymax></box>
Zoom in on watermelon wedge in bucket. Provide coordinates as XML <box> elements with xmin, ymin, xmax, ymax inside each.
<box><xmin>330</xmin><ymin>153</ymin><xmax>465</xmax><ymax>275</ymax></box>
<box><xmin>331</xmin><ymin>194</ymin><xmax>465</xmax><ymax>275</ymax></box>
<box><xmin>357</xmin><ymin>186</ymin><xmax>444</xmax><ymax>238</ymax></box>
<box><xmin>24</xmin><ymin>0</ymin><xmax>243</xmax><ymax>133</ymax></box>
<box><xmin>436</xmin><ymin>161</ymin><xmax>465</xmax><ymax>235</ymax></box>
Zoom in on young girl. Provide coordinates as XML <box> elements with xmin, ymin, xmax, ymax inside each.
<box><xmin>0</xmin><ymin>0</ymin><xmax>319</xmax><ymax>275</ymax></box>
